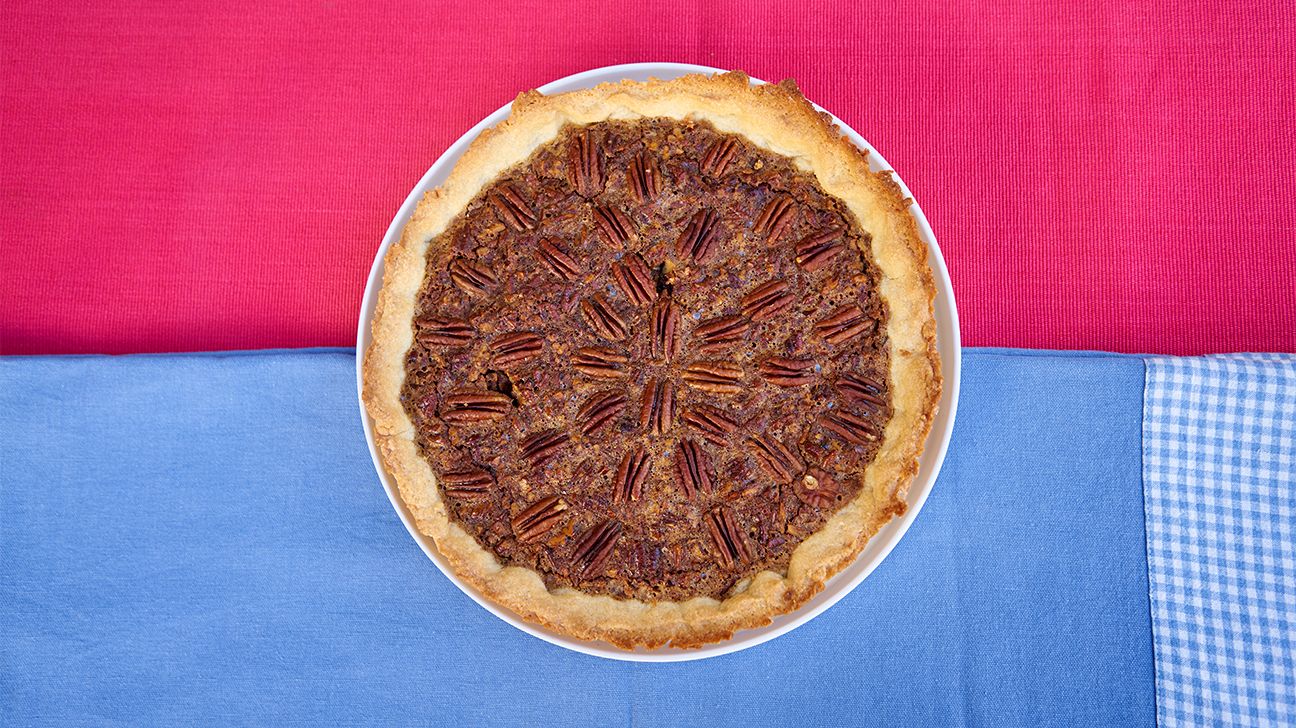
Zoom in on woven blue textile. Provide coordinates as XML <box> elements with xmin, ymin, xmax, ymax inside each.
<box><xmin>0</xmin><ymin>349</ymin><xmax>1154</xmax><ymax>726</ymax></box>
<box><xmin>1143</xmin><ymin>355</ymin><xmax>1296</xmax><ymax>727</ymax></box>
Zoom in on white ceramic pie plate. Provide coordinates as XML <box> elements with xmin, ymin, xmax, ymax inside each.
<box><xmin>356</xmin><ymin>63</ymin><xmax>961</xmax><ymax>662</ymax></box>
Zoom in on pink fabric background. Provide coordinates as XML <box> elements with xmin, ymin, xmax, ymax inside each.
<box><xmin>2</xmin><ymin>1</ymin><xmax>1293</xmax><ymax>355</ymax></box>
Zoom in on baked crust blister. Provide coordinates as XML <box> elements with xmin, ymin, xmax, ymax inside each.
<box><xmin>363</xmin><ymin>71</ymin><xmax>941</xmax><ymax>649</ymax></box>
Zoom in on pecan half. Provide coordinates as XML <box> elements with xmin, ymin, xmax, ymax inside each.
<box><xmin>795</xmin><ymin>228</ymin><xmax>846</xmax><ymax>272</ymax></box>
<box><xmin>440</xmin><ymin>390</ymin><xmax>512</xmax><ymax>423</ymax></box>
<box><xmin>572</xmin><ymin>346</ymin><xmax>629</xmax><ymax>378</ymax></box>
<box><xmin>623</xmin><ymin>540</ymin><xmax>661</xmax><ymax>579</ymax></box>
<box><xmin>490</xmin><ymin>331</ymin><xmax>543</xmax><ymax>367</ymax></box>
<box><xmin>682</xmin><ymin>405</ymin><xmax>737</xmax><ymax>445</ymax></box>
<box><xmin>416</xmin><ymin>315</ymin><xmax>474</xmax><ymax>346</ymax></box>
<box><xmin>814</xmin><ymin>305</ymin><xmax>874</xmax><ymax>345</ymax></box>
<box><xmin>758</xmin><ymin>356</ymin><xmax>816</xmax><ymax>386</ymax></box>
<box><xmin>747</xmin><ymin>433</ymin><xmax>801</xmax><ymax>483</ymax></box>
<box><xmin>567</xmin><ymin>127</ymin><xmax>605</xmax><ymax>198</ymax></box>
<box><xmin>448</xmin><ymin>258</ymin><xmax>498</xmax><ymax>297</ymax></box>
<box><xmin>675</xmin><ymin>209</ymin><xmax>722</xmax><ymax>263</ymax></box>
<box><xmin>701</xmin><ymin>137</ymin><xmax>739</xmax><ymax>178</ymax></box>
<box><xmin>488</xmin><ymin>183</ymin><xmax>537</xmax><ymax>231</ymax></box>
<box><xmin>650</xmin><ymin>299</ymin><xmax>680</xmax><ymax>361</ymax></box>
<box><xmin>754</xmin><ymin>196</ymin><xmax>796</xmax><ymax>242</ymax></box>
<box><xmin>818</xmin><ymin>410</ymin><xmax>880</xmax><ymax>445</ymax></box>
<box><xmin>640</xmin><ymin>378</ymin><xmax>675</xmax><ymax>435</ymax></box>
<box><xmin>572</xmin><ymin>519</ymin><xmax>623</xmax><ymax>576</ymax></box>
<box><xmin>627</xmin><ymin>151</ymin><xmax>660</xmax><ymax>202</ymax></box>
<box><xmin>576</xmin><ymin>390</ymin><xmax>627</xmax><ymax>436</ymax></box>
<box><xmin>612</xmin><ymin>253</ymin><xmax>657</xmax><ymax>306</ymax></box>
<box><xmin>705</xmin><ymin>506</ymin><xmax>753</xmax><ymax>568</ymax></box>
<box><xmin>520</xmin><ymin>429</ymin><xmax>570</xmax><ymax>467</ymax></box>
<box><xmin>837</xmin><ymin>373</ymin><xmax>887</xmax><ymax>413</ymax></box>
<box><xmin>682</xmin><ymin>361</ymin><xmax>744</xmax><ymax>394</ymax></box>
<box><xmin>694</xmin><ymin>314</ymin><xmax>750</xmax><ymax>353</ymax></box>
<box><xmin>674</xmin><ymin>438</ymin><xmax>713</xmax><ymax>499</ymax></box>
<box><xmin>537</xmin><ymin>239</ymin><xmax>581</xmax><ymax>281</ymax></box>
<box><xmin>741</xmin><ymin>279</ymin><xmax>794</xmax><ymax>322</ymax></box>
<box><xmin>580</xmin><ymin>294</ymin><xmax>629</xmax><ymax>341</ymax></box>
<box><xmin>511</xmin><ymin>495</ymin><xmax>567</xmax><ymax>543</ymax></box>
<box><xmin>441</xmin><ymin>467</ymin><xmax>493</xmax><ymax>497</ymax></box>
<box><xmin>614</xmin><ymin>446</ymin><xmax>651</xmax><ymax>503</ymax></box>
<box><xmin>796</xmin><ymin>468</ymin><xmax>838</xmax><ymax>509</ymax></box>
<box><xmin>593</xmin><ymin>204</ymin><xmax>633</xmax><ymax>247</ymax></box>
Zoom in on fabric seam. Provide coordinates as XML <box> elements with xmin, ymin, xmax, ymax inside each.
<box><xmin>1138</xmin><ymin>355</ymin><xmax>1164</xmax><ymax>727</ymax></box>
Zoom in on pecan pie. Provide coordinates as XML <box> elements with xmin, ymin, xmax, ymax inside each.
<box><xmin>364</xmin><ymin>71</ymin><xmax>940</xmax><ymax>649</ymax></box>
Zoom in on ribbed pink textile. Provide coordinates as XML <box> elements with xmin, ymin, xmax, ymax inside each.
<box><xmin>2</xmin><ymin>1</ymin><xmax>1292</xmax><ymax>354</ymax></box>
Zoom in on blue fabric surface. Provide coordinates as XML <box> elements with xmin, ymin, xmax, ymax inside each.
<box><xmin>0</xmin><ymin>349</ymin><xmax>1156</xmax><ymax>726</ymax></box>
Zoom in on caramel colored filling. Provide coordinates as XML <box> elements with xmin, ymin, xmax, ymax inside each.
<box><xmin>402</xmin><ymin>118</ymin><xmax>891</xmax><ymax>601</ymax></box>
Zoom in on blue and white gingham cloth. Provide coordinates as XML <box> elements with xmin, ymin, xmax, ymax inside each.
<box><xmin>1143</xmin><ymin>354</ymin><xmax>1296</xmax><ymax>727</ymax></box>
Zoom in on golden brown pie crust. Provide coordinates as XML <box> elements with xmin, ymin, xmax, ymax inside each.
<box><xmin>363</xmin><ymin>71</ymin><xmax>940</xmax><ymax>649</ymax></box>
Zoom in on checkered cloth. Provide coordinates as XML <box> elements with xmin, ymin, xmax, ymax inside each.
<box><xmin>1143</xmin><ymin>354</ymin><xmax>1296</xmax><ymax>727</ymax></box>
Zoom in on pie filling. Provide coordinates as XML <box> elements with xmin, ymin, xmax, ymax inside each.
<box><xmin>401</xmin><ymin>118</ymin><xmax>892</xmax><ymax>602</ymax></box>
